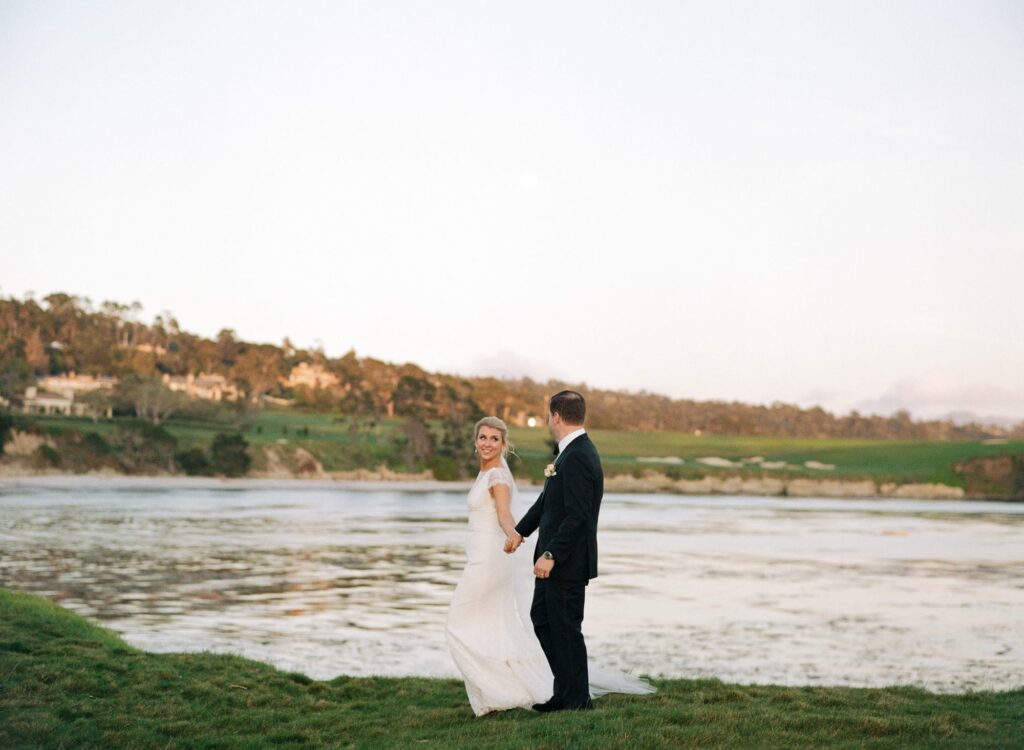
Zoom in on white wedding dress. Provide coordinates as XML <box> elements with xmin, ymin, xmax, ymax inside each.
<box><xmin>445</xmin><ymin>457</ymin><xmax>655</xmax><ymax>716</ymax></box>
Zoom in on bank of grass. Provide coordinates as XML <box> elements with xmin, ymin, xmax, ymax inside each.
<box><xmin>1</xmin><ymin>590</ymin><xmax>1020</xmax><ymax>749</ymax></box>
<box><xmin>20</xmin><ymin>411</ymin><xmax>1024</xmax><ymax>489</ymax></box>
<box><xmin>509</xmin><ymin>427</ymin><xmax>1024</xmax><ymax>488</ymax></box>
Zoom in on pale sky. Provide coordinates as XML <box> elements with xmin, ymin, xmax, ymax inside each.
<box><xmin>2</xmin><ymin>1</ymin><xmax>1022</xmax><ymax>421</ymax></box>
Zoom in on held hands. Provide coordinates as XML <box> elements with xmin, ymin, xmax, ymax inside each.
<box><xmin>503</xmin><ymin>532</ymin><xmax>524</xmax><ymax>554</ymax></box>
<box><xmin>503</xmin><ymin>533</ymin><xmax>555</xmax><ymax>577</ymax></box>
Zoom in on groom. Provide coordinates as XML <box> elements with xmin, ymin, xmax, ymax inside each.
<box><xmin>505</xmin><ymin>389</ymin><xmax>602</xmax><ymax>712</ymax></box>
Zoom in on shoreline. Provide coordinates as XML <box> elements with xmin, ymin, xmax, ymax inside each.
<box><xmin>4</xmin><ymin>589</ymin><xmax>1019</xmax><ymax>749</ymax></box>
<box><xmin>0</xmin><ymin>469</ymin><xmax>478</xmax><ymax>493</ymax></box>
<box><xmin>0</xmin><ymin>466</ymin><xmax>1013</xmax><ymax>501</ymax></box>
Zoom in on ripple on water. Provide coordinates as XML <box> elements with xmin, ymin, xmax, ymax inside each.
<box><xmin>1</xmin><ymin>483</ymin><xmax>1022</xmax><ymax>692</ymax></box>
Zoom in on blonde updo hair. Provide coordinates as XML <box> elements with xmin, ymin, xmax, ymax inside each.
<box><xmin>474</xmin><ymin>416</ymin><xmax>515</xmax><ymax>459</ymax></box>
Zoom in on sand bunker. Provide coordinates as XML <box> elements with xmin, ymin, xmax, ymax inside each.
<box><xmin>804</xmin><ymin>460</ymin><xmax>836</xmax><ymax>470</ymax></box>
<box><xmin>696</xmin><ymin>456</ymin><xmax>743</xmax><ymax>468</ymax></box>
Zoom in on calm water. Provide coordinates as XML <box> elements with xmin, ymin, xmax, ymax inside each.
<box><xmin>1</xmin><ymin>476</ymin><xmax>1021</xmax><ymax>693</ymax></box>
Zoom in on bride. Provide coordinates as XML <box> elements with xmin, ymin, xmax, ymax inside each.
<box><xmin>445</xmin><ymin>416</ymin><xmax>654</xmax><ymax>716</ymax></box>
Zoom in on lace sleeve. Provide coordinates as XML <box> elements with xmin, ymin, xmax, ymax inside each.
<box><xmin>486</xmin><ymin>466</ymin><xmax>514</xmax><ymax>490</ymax></box>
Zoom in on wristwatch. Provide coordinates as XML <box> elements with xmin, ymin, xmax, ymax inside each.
<box><xmin>542</xmin><ymin>550</ymin><xmax>554</xmax><ymax>560</ymax></box>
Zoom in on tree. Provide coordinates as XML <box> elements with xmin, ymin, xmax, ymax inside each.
<box><xmin>210</xmin><ymin>432</ymin><xmax>251</xmax><ymax>477</ymax></box>
<box><xmin>232</xmin><ymin>346</ymin><xmax>284</xmax><ymax>402</ymax></box>
<box><xmin>101</xmin><ymin>299</ymin><xmax>143</xmax><ymax>348</ymax></box>
<box><xmin>393</xmin><ymin>375</ymin><xmax>437</xmax><ymax>419</ymax></box>
<box><xmin>400</xmin><ymin>418</ymin><xmax>436</xmax><ymax>470</ymax></box>
<box><xmin>0</xmin><ymin>412</ymin><xmax>13</xmax><ymax>450</ymax></box>
<box><xmin>76</xmin><ymin>389</ymin><xmax>115</xmax><ymax>423</ymax></box>
<box><xmin>24</xmin><ymin>328</ymin><xmax>48</xmax><ymax>372</ymax></box>
<box><xmin>115</xmin><ymin>374</ymin><xmax>186</xmax><ymax>425</ymax></box>
<box><xmin>175</xmin><ymin>446</ymin><xmax>212</xmax><ymax>476</ymax></box>
<box><xmin>0</xmin><ymin>357</ymin><xmax>32</xmax><ymax>402</ymax></box>
<box><xmin>434</xmin><ymin>415</ymin><xmax>481</xmax><ymax>480</ymax></box>
<box><xmin>112</xmin><ymin>421</ymin><xmax>177</xmax><ymax>474</ymax></box>
<box><xmin>216</xmin><ymin>328</ymin><xmax>241</xmax><ymax>368</ymax></box>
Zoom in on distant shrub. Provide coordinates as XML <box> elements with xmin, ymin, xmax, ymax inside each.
<box><xmin>0</xmin><ymin>412</ymin><xmax>12</xmax><ymax>446</ymax></box>
<box><xmin>664</xmin><ymin>465</ymin><xmax>705</xmax><ymax>480</ymax></box>
<box><xmin>210</xmin><ymin>432</ymin><xmax>251</xmax><ymax>477</ymax></box>
<box><xmin>176</xmin><ymin>447</ymin><xmax>212</xmax><ymax>476</ymax></box>
<box><xmin>434</xmin><ymin>418</ymin><xmax>480</xmax><ymax>479</ymax></box>
<box><xmin>52</xmin><ymin>430</ymin><xmax>115</xmax><ymax>473</ymax></box>
<box><xmin>430</xmin><ymin>455</ymin><xmax>459</xmax><ymax>481</ymax></box>
<box><xmin>112</xmin><ymin>421</ymin><xmax>177</xmax><ymax>474</ymax></box>
<box><xmin>35</xmin><ymin>444</ymin><xmax>61</xmax><ymax>468</ymax></box>
<box><xmin>82</xmin><ymin>432</ymin><xmax>111</xmax><ymax>454</ymax></box>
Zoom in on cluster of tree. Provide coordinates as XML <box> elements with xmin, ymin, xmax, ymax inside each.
<box><xmin>397</xmin><ymin>416</ymin><xmax>492</xmax><ymax>480</ymax></box>
<box><xmin>7</xmin><ymin>412</ymin><xmax>252</xmax><ymax>478</ymax></box>
<box><xmin>2</xmin><ymin>291</ymin><xmax>1021</xmax><ymax>441</ymax></box>
<box><xmin>574</xmin><ymin>392</ymin><xmax>1005</xmax><ymax>440</ymax></box>
<box><xmin>175</xmin><ymin>433</ymin><xmax>252</xmax><ymax>477</ymax></box>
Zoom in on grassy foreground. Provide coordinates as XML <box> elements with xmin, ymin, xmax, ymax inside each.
<box><xmin>1</xmin><ymin>590</ymin><xmax>1020</xmax><ymax>749</ymax></box>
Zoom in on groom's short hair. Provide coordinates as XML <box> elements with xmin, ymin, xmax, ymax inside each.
<box><xmin>550</xmin><ymin>390</ymin><xmax>585</xmax><ymax>425</ymax></box>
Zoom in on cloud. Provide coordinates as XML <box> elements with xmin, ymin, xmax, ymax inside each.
<box><xmin>853</xmin><ymin>375</ymin><xmax>1024</xmax><ymax>421</ymax></box>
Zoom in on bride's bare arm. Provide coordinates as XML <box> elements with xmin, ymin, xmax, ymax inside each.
<box><xmin>489</xmin><ymin>483</ymin><xmax>519</xmax><ymax>541</ymax></box>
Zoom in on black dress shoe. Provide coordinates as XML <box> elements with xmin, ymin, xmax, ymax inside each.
<box><xmin>532</xmin><ymin>698</ymin><xmax>564</xmax><ymax>713</ymax></box>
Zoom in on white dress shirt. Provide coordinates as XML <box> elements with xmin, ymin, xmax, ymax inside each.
<box><xmin>557</xmin><ymin>427</ymin><xmax>587</xmax><ymax>456</ymax></box>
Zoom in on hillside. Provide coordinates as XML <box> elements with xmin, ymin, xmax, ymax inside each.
<box><xmin>2</xmin><ymin>291</ymin><xmax>1021</xmax><ymax>440</ymax></box>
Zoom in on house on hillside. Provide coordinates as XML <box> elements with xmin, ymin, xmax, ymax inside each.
<box><xmin>283</xmin><ymin>363</ymin><xmax>340</xmax><ymax>390</ymax></box>
<box><xmin>21</xmin><ymin>386</ymin><xmax>111</xmax><ymax>417</ymax></box>
<box><xmin>162</xmin><ymin>373</ymin><xmax>241</xmax><ymax>401</ymax></box>
<box><xmin>37</xmin><ymin>372</ymin><xmax>119</xmax><ymax>399</ymax></box>
<box><xmin>117</xmin><ymin>342</ymin><xmax>168</xmax><ymax>355</ymax></box>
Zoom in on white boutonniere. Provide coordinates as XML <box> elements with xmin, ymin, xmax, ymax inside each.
<box><xmin>544</xmin><ymin>463</ymin><xmax>557</xmax><ymax>478</ymax></box>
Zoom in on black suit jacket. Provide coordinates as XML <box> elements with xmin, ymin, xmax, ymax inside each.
<box><xmin>515</xmin><ymin>433</ymin><xmax>603</xmax><ymax>581</ymax></box>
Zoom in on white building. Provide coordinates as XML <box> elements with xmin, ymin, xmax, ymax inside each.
<box><xmin>283</xmin><ymin>362</ymin><xmax>340</xmax><ymax>390</ymax></box>
<box><xmin>37</xmin><ymin>372</ymin><xmax>118</xmax><ymax>399</ymax></box>
<box><xmin>21</xmin><ymin>386</ymin><xmax>107</xmax><ymax>417</ymax></box>
<box><xmin>162</xmin><ymin>372</ymin><xmax>241</xmax><ymax>401</ymax></box>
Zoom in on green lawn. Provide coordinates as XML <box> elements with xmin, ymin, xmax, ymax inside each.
<box><xmin>510</xmin><ymin>427</ymin><xmax>1024</xmax><ymax>487</ymax></box>
<box><xmin>1</xmin><ymin>589</ymin><xmax>1020</xmax><ymax>749</ymax></box>
<box><xmin>22</xmin><ymin>412</ymin><xmax>1024</xmax><ymax>487</ymax></box>
<box><xmin>31</xmin><ymin>412</ymin><xmax>412</xmax><ymax>474</ymax></box>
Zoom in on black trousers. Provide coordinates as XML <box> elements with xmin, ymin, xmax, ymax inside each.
<box><xmin>530</xmin><ymin>577</ymin><xmax>591</xmax><ymax>708</ymax></box>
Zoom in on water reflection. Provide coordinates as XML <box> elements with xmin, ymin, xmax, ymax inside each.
<box><xmin>1</xmin><ymin>478</ymin><xmax>1022</xmax><ymax>693</ymax></box>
